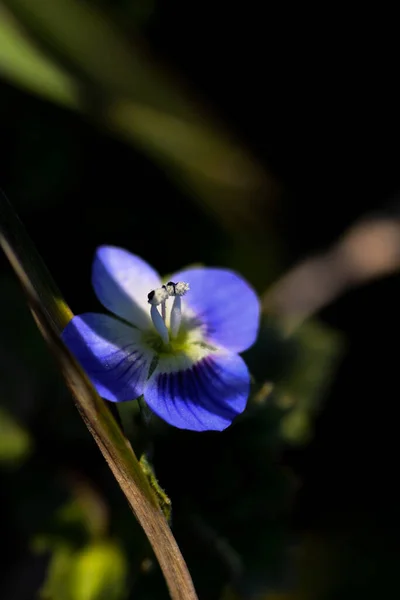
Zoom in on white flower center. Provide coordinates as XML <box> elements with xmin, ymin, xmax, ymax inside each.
<box><xmin>147</xmin><ymin>281</ymin><xmax>190</xmax><ymax>344</ymax></box>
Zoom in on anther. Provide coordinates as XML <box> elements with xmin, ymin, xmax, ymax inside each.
<box><xmin>147</xmin><ymin>287</ymin><xmax>168</xmax><ymax>306</ymax></box>
<box><xmin>148</xmin><ymin>286</ymin><xmax>169</xmax><ymax>343</ymax></box>
<box><xmin>166</xmin><ymin>281</ymin><xmax>190</xmax><ymax>297</ymax></box>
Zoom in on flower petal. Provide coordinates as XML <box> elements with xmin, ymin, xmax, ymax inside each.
<box><xmin>144</xmin><ymin>350</ymin><xmax>250</xmax><ymax>431</ymax></box>
<box><xmin>92</xmin><ymin>246</ymin><xmax>161</xmax><ymax>330</ymax></box>
<box><xmin>170</xmin><ymin>267</ymin><xmax>260</xmax><ymax>353</ymax></box>
<box><xmin>61</xmin><ymin>313</ymin><xmax>155</xmax><ymax>402</ymax></box>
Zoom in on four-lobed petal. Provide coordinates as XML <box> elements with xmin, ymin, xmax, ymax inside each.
<box><xmin>170</xmin><ymin>267</ymin><xmax>260</xmax><ymax>353</ymax></box>
<box><xmin>144</xmin><ymin>351</ymin><xmax>250</xmax><ymax>431</ymax></box>
<box><xmin>92</xmin><ymin>246</ymin><xmax>162</xmax><ymax>330</ymax></box>
<box><xmin>62</xmin><ymin>247</ymin><xmax>260</xmax><ymax>431</ymax></box>
<box><xmin>61</xmin><ymin>313</ymin><xmax>155</xmax><ymax>402</ymax></box>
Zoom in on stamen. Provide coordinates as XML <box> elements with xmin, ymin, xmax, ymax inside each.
<box><xmin>147</xmin><ymin>282</ymin><xmax>189</xmax><ymax>341</ymax></box>
<box><xmin>161</xmin><ymin>285</ymin><xmax>167</xmax><ymax>321</ymax></box>
<box><xmin>166</xmin><ymin>281</ymin><xmax>190</xmax><ymax>297</ymax></box>
<box><xmin>161</xmin><ymin>301</ymin><xmax>166</xmax><ymax>321</ymax></box>
<box><xmin>148</xmin><ymin>286</ymin><xmax>169</xmax><ymax>343</ymax></box>
<box><xmin>150</xmin><ymin>305</ymin><xmax>169</xmax><ymax>344</ymax></box>
<box><xmin>167</xmin><ymin>281</ymin><xmax>190</xmax><ymax>338</ymax></box>
<box><xmin>147</xmin><ymin>287</ymin><xmax>168</xmax><ymax>306</ymax></box>
<box><xmin>170</xmin><ymin>295</ymin><xmax>182</xmax><ymax>338</ymax></box>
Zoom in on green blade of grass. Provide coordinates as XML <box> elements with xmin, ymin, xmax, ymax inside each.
<box><xmin>0</xmin><ymin>189</ymin><xmax>198</xmax><ymax>600</ymax></box>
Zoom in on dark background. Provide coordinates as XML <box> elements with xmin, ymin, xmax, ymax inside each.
<box><xmin>1</xmin><ymin>2</ymin><xmax>399</xmax><ymax>599</ymax></box>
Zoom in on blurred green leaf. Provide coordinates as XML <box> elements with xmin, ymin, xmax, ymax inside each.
<box><xmin>245</xmin><ymin>316</ymin><xmax>342</xmax><ymax>445</ymax></box>
<box><xmin>39</xmin><ymin>541</ymin><xmax>128</xmax><ymax>600</ymax></box>
<box><xmin>0</xmin><ymin>5</ymin><xmax>78</xmax><ymax>107</ymax></box>
<box><xmin>40</xmin><ymin>545</ymin><xmax>76</xmax><ymax>600</ymax></box>
<box><xmin>0</xmin><ymin>406</ymin><xmax>33</xmax><ymax>466</ymax></box>
<box><xmin>277</xmin><ymin>320</ymin><xmax>343</xmax><ymax>445</ymax></box>
<box><xmin>72</xmin><ymin>542</ymin><xmax>128</xmax><ymax>600</ymax></box>
<box><xmin>33</xmin><ymin>481</ymin><xmax>108</xmax><ymax>551</ymax></box>
<box><xmin>1</xmin><ymin>0</ymin><xmax>278</xmax><ymax>236</ymax></box>
<box><xmin>92</xmin><ymin>0</ymin><xmax>156</xmax><ymax>27</ymax></box>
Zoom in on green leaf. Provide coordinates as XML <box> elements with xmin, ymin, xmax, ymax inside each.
<box><xmin>245</xmin><ymin>316</ymin><xmax>343</xmax><ymax>445</ymax></box>
<box><xmin>39</xmin><ymin>541</ymin><xmax>128</xmax><ymax>600</ymax></box>
<box><xmin>1</xmin><ymin>0</ymin><xmax>277</xmax><ymax>233</ymax></box>
<box><xmin>277</xmin><ymin>320</ymin><xmax>343</xmax><ymax>445</ymax></box>
<box><xmin>0</xmin><ymin>6</ymin><xmax>78</xmax><ymax>107</ymax></box>
<box><xmin>71</xmin><ymin>542</ymin><xmax>128</xmax><ymax>600</ymax></box>
<box><xmin>0</xmin><ymin>406</ymin><xmax>33</xmax><ymax>466</ymax></box>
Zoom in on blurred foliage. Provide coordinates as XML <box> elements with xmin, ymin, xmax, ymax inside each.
<box><xmin>0</xmin><ymin>5</ymin><xmax>78</xmax><ymax>107</ymax></box>
<box><xmin>32</xmin><ymin>486</ymin><xmax>128</xmax><ymax>600</ymax></box>
<box><xmin>277</xmin><ymin>321</ymin><xmax>343</xmax><ymax>445</ymax></box>
<box><xmin>38</xmin><ymin>541</ymin><xmax>128</xmax><ymax>600</ymax></box>
<box><xmin>245</xmin><ymin>317</ymin><xmax>343</xmax><ymax>445</ymax></box>
<box><xmin>0</xmin><ymin>0</ymin><xmax>279</xmax><ymax>255</ymax></box>
<box><xmin>0</xmin><ymin>406</ymin><xmax>33</xmax><ymax>466</ymax></box>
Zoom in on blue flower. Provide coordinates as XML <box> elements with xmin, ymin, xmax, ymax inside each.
<box><xmin>62</xmin><ymin>246</ymin><xmax>260</xmax><ymax>431</ymax></box>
